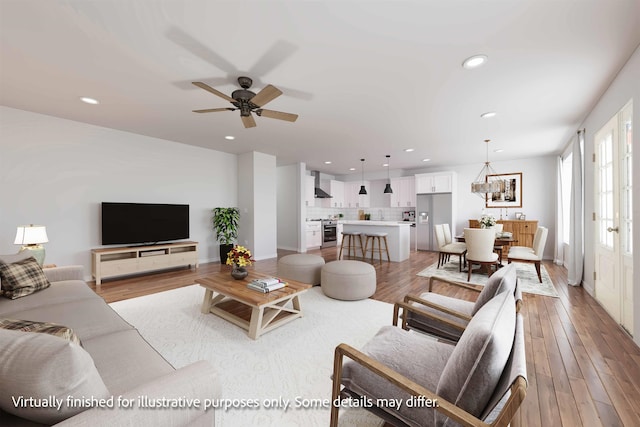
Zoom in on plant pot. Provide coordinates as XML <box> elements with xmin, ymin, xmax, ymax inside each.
<box><xmin>230</xmin><ymin>265</ymin><xmax>248</xmax><ymax>280</ymax></box>
<box><xmin>219</xmin><ymin>244</ymin><xmax>234</xmax><ymax>264</ymax></box>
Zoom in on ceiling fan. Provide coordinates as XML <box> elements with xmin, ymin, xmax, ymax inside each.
<box><xmin>192</xmin><ymin>77</ymin><xmax>299</xmax><ymax>128</ymax></box>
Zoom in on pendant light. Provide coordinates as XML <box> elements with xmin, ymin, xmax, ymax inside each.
<box><xmin>383</xmin><ymin>155</ymin><xmax>393</xmax><ymax>194</ymax></box>
<box><xmin>470</xmin><ymin>139</ymin><xmax>504</xmax><ymax>197</ymax></box>
<box><xmin>358</xmin><ymin>159</ymin><xmax>367</xmax><ymax>195</ymax></box>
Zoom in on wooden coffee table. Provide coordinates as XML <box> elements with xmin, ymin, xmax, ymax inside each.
<box><xmin>199</xmin><ymin>271</ymin><xmax>311</xmax><ymax>339</ymax></box>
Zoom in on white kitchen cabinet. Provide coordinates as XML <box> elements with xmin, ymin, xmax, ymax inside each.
<box><xmin>389</xmin><ymin>176</ymin><xmax>416</xmax><ymax>207</ymax></box>
<box><xmin>305</xmin><ymin>175</ymin><xmax>315</xmax><ymax>207</ymax></box>
<box><xmin>337</xmin><ymin>222</ymin><xmax>344</xmax><ymax>245</ymax></box>
<box><xmin>306</xmin><ymin>222</ymin><xmax>322</xmax><ymax>248</ymax></box>
<box><xmin>415</xmin><ymin>172</ymin><xmax>455</xmax><ymax>194</ymax></box>
<box><xmin>343</xmin><ymin>181</ymin><xmax>370</xmax><ymax>208</ymax></box>
<box><xmin>321</xmin><ymin>180</ymin><xmax>344</xmax><ymax>208</ymax></box>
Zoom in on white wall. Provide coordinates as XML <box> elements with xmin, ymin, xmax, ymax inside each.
<box><xmin>575</xmin><ymin>46</ymin><xmax>639</xmax><ymax>346</ymax></box>
<box><xmin>277</xmin><ymin>163</ymin><xmax>304</xmax><ymax>252</ymax></box>
<box><xmin>0</xmin><ymin>107</ymin><xmax>238</xmax><ymax>278</ymax></box>
<box><xmin>407</xmin><ymin>155</ymin><xmax>557</xmax><ymax>259</ymax></box>
<box><xmin>237</xmin><ymin>151</ymin><xmax>278</xmax><ymax>260</ymax></box>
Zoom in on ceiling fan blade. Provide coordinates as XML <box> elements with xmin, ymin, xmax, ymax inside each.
<box><xmin>257</xmin><ymin>109</ymin><xmax>298</xmax><ymax>122</ymax></box>
<box><xmin>241</xmin><ymin>114</ymin><xmax>257</xmax><ymax>128</ymax></box>
<box><xmin>192</xmin><ymin>82</ymin><xmax>235</xmax><ymax>103</ymax></box>
<box><xmin>250</xmin><ymin>84</ymin><xmax>282</xmax><ymax>107</ymax></box>
<box><xmin>192</xmin><ymin>108</ymin><xmax>235</xmax><ymax>113</ymax></box>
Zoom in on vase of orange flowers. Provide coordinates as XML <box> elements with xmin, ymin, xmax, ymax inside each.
<box><xmin>226</xmin><ymin>245</ymin><xmax>254</xmax><ymax>280</ymax></box>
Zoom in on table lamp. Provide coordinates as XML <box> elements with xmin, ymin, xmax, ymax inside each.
<box><xmin>14</xmin><ymin>224</ymin><xmax>49</xmax><ymax>266</ymax></box>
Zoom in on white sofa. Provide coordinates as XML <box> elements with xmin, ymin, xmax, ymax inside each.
<box><xmin>0</xmin><ymin>254</ymin><xmax>219</xmax><ymax>426</ymax></box>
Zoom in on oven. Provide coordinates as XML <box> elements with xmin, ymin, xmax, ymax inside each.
<box><xmin>321</xmin><ymin>219</ymin><xmax>337</xmax><ymax>248</ymax></box>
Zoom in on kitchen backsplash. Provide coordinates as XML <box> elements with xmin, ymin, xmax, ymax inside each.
<box><xmin>306</xmin><ymin>206</ymin><xmax>415</xmax><ymax>221</ymax></box>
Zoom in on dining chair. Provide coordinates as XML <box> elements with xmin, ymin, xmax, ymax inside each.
<box><xmin>464</xmin><ymin>228</ymin><xmax>500</xmax><ymax>281</ymax></box>
<box><xmin>435</xmin><ymin>224</ymin><xmax>467</xmax><ymax>271</ymax></box>
<box><xmin>508</xmin><ymin>226</ymin><xmax>548</xmax><ymax>282</ymax></box>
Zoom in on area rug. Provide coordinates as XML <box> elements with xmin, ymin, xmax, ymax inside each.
<box><xmin>417</xmin><ymin>260</ymin><xmax>559</xmax><ymax>298</ymax></box>
<box><xmin>110</xmin><ymin>285</ymin><xmax>390</xmax><ymax>426</ymax></box>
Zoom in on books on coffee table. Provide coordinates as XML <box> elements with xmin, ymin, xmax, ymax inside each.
<box><xmin>247</xmin><ymin>277</ymin><xmax>287</xmax><ymax>293</ymax></box>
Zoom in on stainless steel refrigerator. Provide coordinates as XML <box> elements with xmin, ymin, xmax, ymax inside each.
<box><xmin>416</xmin><ymin>193</ymin><xmax>453</xmax><ymax>251</ymax></box>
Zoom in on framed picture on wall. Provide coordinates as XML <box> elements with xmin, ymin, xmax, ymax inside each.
<box><xmin>486</xmin><ymin>172</ymin><xmax>522</xmax><ymax>208</ymax></box>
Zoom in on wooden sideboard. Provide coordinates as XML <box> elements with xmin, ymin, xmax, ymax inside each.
<box><xmin>468</xmin><ymin>219</ymin><xmax>538</xmax><ymax>248</ymax></box>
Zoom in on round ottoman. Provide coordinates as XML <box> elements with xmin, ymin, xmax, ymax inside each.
<box><xmin>321</xmin><ymin>260</ymin><xmax>376</xmax><ymax>300</ymax></box>
<box><xmin>277</xmin><ymin>254</ymin><xmax>325</xmax><ymax>285</ymax></box>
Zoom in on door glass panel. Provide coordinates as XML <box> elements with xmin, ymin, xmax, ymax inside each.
<box><xmin>598</xmin><ymin>131</ymin><xmax>614</xmax><ymax>248</ymax></box>
<box><xmin>621</xmin><ymin>109</ymin><xmax>633</xmax><ymax>254</ymax></box>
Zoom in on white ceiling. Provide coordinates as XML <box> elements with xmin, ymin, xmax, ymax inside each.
<box><xmin>1</xmin><ymin>0</ymin><xmax>639</xmax><ymax>175</ymax></box>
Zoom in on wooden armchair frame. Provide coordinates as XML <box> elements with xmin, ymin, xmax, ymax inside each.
<box><xmin>330</xmin><ymin>313</ymin><xmax>528</xmax><ymax>427</ymax></box>
<box><xmin>393</xmin><ymin>276</ymin><xmax>522</xmax><ymax>336</ymax></box>
<box><xmin>392</xmin><ymin>276</ymin><xmax>481</xmax><ymax>333</ymax></box>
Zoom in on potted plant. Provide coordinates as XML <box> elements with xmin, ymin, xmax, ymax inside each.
<box><xmin>212</xmin><ymin>207</ymin><xmax>240</xmax><ymax>264</ymax></box>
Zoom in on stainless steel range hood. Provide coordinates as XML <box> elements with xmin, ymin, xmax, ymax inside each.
<box><xmin>312</xmin><ymin>171</ymin><xmax>332</xmax><ymax>199</ymax></box>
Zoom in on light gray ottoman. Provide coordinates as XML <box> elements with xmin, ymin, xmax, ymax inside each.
<box><xmin>277</xmin><ymin>254</ymin><xmax>325</xmax><ymax>285</ymax></box>
<box><xmin>321</xmin><ymin>260</ymin><xmax>376</xmax><ymax>301</ymax></box>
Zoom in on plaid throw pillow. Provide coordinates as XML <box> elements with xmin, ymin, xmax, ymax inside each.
<box><xmin>0</xmin><ymin>319</ymin><xmax>81</xmax><ymax>345</ymax></box>
<box><xmin>0</xmin><ymin>257</ymin><xmax>51</xmax><ymax>299</ymax></box>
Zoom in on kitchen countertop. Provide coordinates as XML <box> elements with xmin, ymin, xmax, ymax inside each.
<box><xmin>341</xmin><ymin>220</ymin><xmax>413</xmax><ymax>226</ymax></box>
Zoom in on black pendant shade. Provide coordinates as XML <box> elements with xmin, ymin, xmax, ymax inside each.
<box><xmin>359</xmin><ymin>158</ymin><xmax>367</xmax><ymax>195</ymax></box>
<box><xmin>384</xmin><ymin>154</ymin><xmax>393</xmax><ymax>194</ymax></box>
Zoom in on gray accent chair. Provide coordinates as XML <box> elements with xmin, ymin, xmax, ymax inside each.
<box><xmin>330</xmin><ymin>290</ymin><xmax>527</xmax><ymax>427</ymax></box>
<box><xmin>393</xmin><ymin>263</ymin><xmax>520</xmax><ymax>343</ymax></box>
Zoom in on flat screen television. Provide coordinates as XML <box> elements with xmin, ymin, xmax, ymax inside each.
<box><xmin>101</xmin><ymin>202</ymin><xmax>189</xmax><ymax>245</ymax></box>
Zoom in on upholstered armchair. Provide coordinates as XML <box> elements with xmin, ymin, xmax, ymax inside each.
<box><xmin>464</xmin><ymin>228</ymin><xmax>499</xmax><ymax>281</ymax></box>
<box><xmin>508</xmin><ymin>226</ymin><xmax>548</xmax><ymax>282</ymax></box>
<box><xmin>435</xmin><ymin>224</ymin><xmax>467</xmax><ymax>272</ymax></box>
<box><xmin>331</xmin><ymin>290</ymin><xmax>527</xmax><ymax>427</ymax></box>
<box><xmin>393</xmin><ymin>263</ymin><xmax>520</xmax><ymax>342</ymax></box>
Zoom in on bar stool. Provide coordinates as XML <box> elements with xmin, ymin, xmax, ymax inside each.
<box><xmin>339</xmin><ymin>231</ymin><xmax>363</xmax><ymax>259</ymax></box>
<box><xmin>363</xmin><ymin>232</ymin><xmax>390</xmax><ymax>262</ymax></box>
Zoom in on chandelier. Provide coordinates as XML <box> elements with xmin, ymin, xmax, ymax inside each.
<box><xmin>470</xmin><ymin>139</ymin><xmax>504</xmax><ymax>196</ymax></box>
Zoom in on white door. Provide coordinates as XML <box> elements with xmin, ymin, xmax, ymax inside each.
<box><xmin>594</xmin><ymin>100</ymin><xmax>633</xmax><ymax>335</ymax></box>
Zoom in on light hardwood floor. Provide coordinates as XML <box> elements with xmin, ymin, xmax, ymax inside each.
<box><xmin>91</xmin><ymin>247</ymin><xmax>640</xmax><ymax>426</ymax></box>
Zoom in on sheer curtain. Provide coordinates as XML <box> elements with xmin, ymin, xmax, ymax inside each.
<box><xmin>554</xmin><ymin>156</ymin><xmax>564</xmax><ymax>265</ymax></box>
<box><xmin>567</xmin><ymin>130</ymin><xmax>584</xmax><ymax>286</ymax></box>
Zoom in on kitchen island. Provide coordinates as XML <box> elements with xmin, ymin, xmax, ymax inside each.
<box><xmin>341</xmin><ymin>221</ymin><xmax>411</xmax><ymax>262</ymax></box>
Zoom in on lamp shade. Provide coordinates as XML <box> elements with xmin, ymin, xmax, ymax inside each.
<box><xmin>14</xmin><ymin>225</ymin><xmax>48</xmax><ymax>245</ymax></box>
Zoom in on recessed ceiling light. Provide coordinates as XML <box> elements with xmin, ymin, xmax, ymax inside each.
<box><xmin>80</xmin><ymin>97</ymin><xmax>99</xmax><ymax>105</ymax></box>
<box><xmin>494</xmin><ymin>149</ymin><xmax>504</xmax><ymax>153</ymax></box>
<box><xmin>480</xmin><ymin>111</ymin><xmax>497</xmax><ymax>118</ymax></box>
<box><xmin>383</xmin><ymin>163</ymin><xmax>389</xmax><ymax>167</ymax></box>
<box><xmin>225</xmin><ymin>135</ymin><xmax>235</xmax><ymax>140</ymax></box>
<box><xmin>349</xmin><ymin>167</ymin><xmax>356</xmax><ymax>171</ymax></box>
<box><xmin>422</xmin><ymin>158</ymin><xmax>431</xmax><ymax>162</ymax></box>
<box><xmin>404</xmin><ymin>148</ymin><xmax>415</xmax><ymax>152</ymax></box>
<box><xmin>462</xmin><ymin>54</ymin><xmax>488</xmax><ymax>69</ymax></box>
<box><xmin>324</xmin><ymin>161</ymin><xmax>332</xmax><ymax>164</ymax></box>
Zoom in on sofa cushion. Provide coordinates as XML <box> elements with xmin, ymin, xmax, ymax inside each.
<box><xmin>0</xmin><ymin>329</ymin><xmax>110</xmax><ymax>424</ymax></box>
<box><xmin>0</xmin><ymin>257</ymin><xmax>51</xmax><ymax>300</ymax></box>
<box><xmin>0</xmin><ymin>318</ymin><xmax>81</xmax><ymax>345</ymax></box>
<box><xmin>0</xmin><ymin>280</ymin><xmax>100</xmax><ymax>317</ymax></box>
<box><xmin>472</xmin><ymin>263</ymin><xmax>517</xmax><ymax>315</ymax></box>
<box><xmin>436</xmin><ymin>291</ymin><xmax>516</xmax><ymax>426</ymax></box>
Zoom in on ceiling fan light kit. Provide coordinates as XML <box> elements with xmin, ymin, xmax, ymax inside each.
<box><xmin>192</xmin><ymin>76</ymin><xmax>298</xmax><ymax>128</ymax></box>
